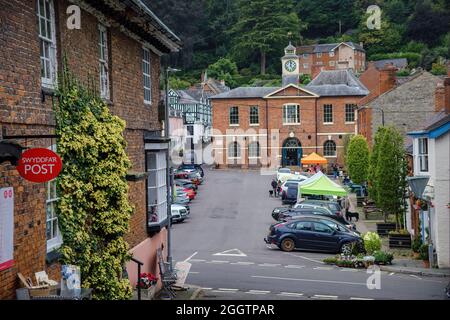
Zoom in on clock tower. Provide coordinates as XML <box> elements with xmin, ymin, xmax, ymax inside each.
<box><xmin>281</xmin><ymin>42</ymin><xmax>299</xmax><ymax>86</ymax></box>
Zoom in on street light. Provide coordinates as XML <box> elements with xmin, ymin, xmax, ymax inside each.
<box><xmin>165</xmin><ymin>66</ymin><xmax>180</xmax><ymax>273</ymax></box>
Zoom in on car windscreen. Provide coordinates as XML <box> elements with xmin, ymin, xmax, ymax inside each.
<box><xmin>278</xmin><ymin>168</ymin><xmax>291</xmax><ymax>173</ymax></box>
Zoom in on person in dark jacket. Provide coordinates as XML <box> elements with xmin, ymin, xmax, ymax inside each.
<box><xmin>271</xmin><ymin>179</ymin><xmax>277</xmax><ymax>197</ymax></box>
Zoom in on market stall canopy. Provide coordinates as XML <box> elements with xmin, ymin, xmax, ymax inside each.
<box><xmin>298</xmin><ymin>171</ymin><xmax>348</xmax><ymax>196</ymax></box>
<box><xmin>301</xmin><ymin>152</ymin><xmax>328</xmax><ymax>165</ymax></box>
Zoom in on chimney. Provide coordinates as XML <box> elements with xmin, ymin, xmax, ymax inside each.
<box><xmin>379</xmin><ymin>63</ymin><xmax>397</xmax><ymax>95</ymax></box>
<box><xmin>445</xmin><ymin>78</ymin><xmax>450</xmax><ymax>114</ymax></box>
<box><xmin>436</xmin><ymin>78</ymin><xmax>450</xmax><ymax>113</ymax></box>
<box><xmin>360</xmin><ymin>42</ymin><xmax>364</xmax><ymax>48</ymax></box>
<box><xmin>220</xmin><ymin>79</ymin><xmax>225</xmax><ymax>86</ymax></box>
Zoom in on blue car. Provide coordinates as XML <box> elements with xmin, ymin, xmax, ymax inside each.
<box><xmin>264</xmin><ymin>216</ymin><xmax>364</xmax><ymax>254</ymax></box>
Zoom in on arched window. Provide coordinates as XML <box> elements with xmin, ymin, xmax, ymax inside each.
<box><xmin>323</xmin><ymin>140</ymin><xmax>336</xmax><ymax>157</ymax></box>
<box><xmin>248</xmin><ymin>141</ymin><xmax>260</xmax><ymax>158</ymax></box>
<box><xmin>228</xmin><ymin>141</ymin><xmax>241</xmax><ymax>158</ymax></box>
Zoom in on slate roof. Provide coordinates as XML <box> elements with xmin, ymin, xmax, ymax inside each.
<box><xmin>297</xmin><ymin>45</ymin><xmax>315</xmax><ymax>54</ymax></box>
<box><xmin>306</xmin><ymin>69</ymin><xmax>369</xmax><ymax>96</ymax></box>
<box><xmin>210</xmin><ymin>87</ymin><xmax>279</xmax><ymax>99</ymax></box>
<box><xmin>374</xmin><ymin>58</ymin><xmax>408</xmax><ymax>70</ymax></box>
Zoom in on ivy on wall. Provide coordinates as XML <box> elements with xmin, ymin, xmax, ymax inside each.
<box><xmin>54</xmin><ymin>70</ymin><xmax>133</xmax><ymax>300</ymax></box>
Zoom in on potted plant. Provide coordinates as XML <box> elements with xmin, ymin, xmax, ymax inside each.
<box><xmin>388</xmin><ymin>229</ymin><xmax>411</xmax><ymax>249</ymax></box>
<box><xmin>136</xmin><ymin>273</ymin><xmax>158</xmax><ymax>299</ymax></box>
<box><xmin>373</xmin><ymin>251</ymin><xmax>394</xmax><ymax>265</ymax></box>
<box><xmin>411</xmin><ymin>236</ymin><xmax>422</xmax><ymax>259</ymax></box>
<box><xmin>419</xmin><ymin>244</ymin><xmax>430</xmax><ymax>268</ymax></box>
<box><xmin>376</xmin><ymin>222</ymin><xmax>396</xmax><ymax>236</ymax></box>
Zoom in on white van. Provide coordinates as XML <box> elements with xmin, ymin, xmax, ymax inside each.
<box><xmin>171</xmin><ymin>204</ymin><xmax>190</xmax><ymax>223</ymax></box>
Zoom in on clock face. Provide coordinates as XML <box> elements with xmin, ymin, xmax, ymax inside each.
<box><xmin>285</xmin><ymin>60</ymin><xmax>297</xmax><ymax>72</ymax></box>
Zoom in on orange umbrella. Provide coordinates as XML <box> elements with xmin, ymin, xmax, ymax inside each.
<box><xmin>301</xmin><ymin>152</ymin><xmax>328</xmax><ymax>165</ymax></box>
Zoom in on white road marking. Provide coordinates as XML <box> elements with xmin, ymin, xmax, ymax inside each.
<box><xmin>188</xmin><ymin>271</ymin><xmax>199</xmax><ymax>274</ymax></box>
<box><xmin>285</xmin><ymin>252</ymin><xmax>325</xmax><ymax>264</ymax></box>
<box><xmin>213</xmin><ymin>248</ymin><xmax>247</xmax><ymax>257</ymax></box>
<box><xmin>247</xmin><ymin>290</ymin><xmax>270</xmax><ymax>294</ymax></box>
<box><xmin>252</xmin><ymin>275</ymin><xmax>367</xmax><ymax>286</ymax></box>
<box><xmin>207</xmin><ymin>260</ymin><xmax>229</xmax><ymax>264</ymax></box>
<box><xmin>217</xmin><ymin>288</ymin><xmax>239</xmax><ymax>291</ymax></box>
<box><xmin>211</xmin><ymin>290</ymin><xmax>236</xmax><ymax>294</ymax></box>
<box><xmin>350</xmin><ymin>297</ymin><xmax>374</xmax><ymax>300</ymax></box>
<box><xmin>312</xmin><ymin>295</ymin><xmax>338</xmax><ymax>300</ymax></box>
<box><xmin>259</xmin><ymin>263</ymin><xmax>281</xmax><ymax>267</ymax></box>
<box><xmin>389</xmin><ymin>272</ymin><xmax>395</xmax><ymax>276</ymax></box>
<box><xmin>410</xmin><ymin>274</ymin><xmax>422</xmax><ymax>280</ymax></box>
<box><xmin>314</xmin><ymin>266</ymin><xmax>334</xmax><ymax>270</ymax></box>
<box><xmin>279</xmin><ymin>292</ymin><xmax>304</xmax><ymax>297</ymax></box>
<box><xmin>231</xmin><ymin>262</ymin><xmax>255</xmax><ymax>265</ymax></box>
<box><xmin>285</xmin><ymin>265</ymin><xmax>305</xmax><ymax>269</ymax></box>
<box><xmin>184</xmin><ymin>251</ymin><xmax>198</xmax><ymax>262</ymax></box>
<box><xmin>201</xmin><ymin>287</ymin><xmax>212</xmax><ymax>290</ymax></box>
<box><xmin>189</xmin><ymin>259</ymin><xmax>206</xmax><ymax>262</ymax></box>
<box><xmin>340</xmin><ymin>268</ymin><xmax>359</xmax><ymax>272</ymax></box>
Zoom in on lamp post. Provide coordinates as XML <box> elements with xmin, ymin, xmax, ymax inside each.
<box><xmin>165</xmin><ymin>66</ymin><xmax>180</xmax><ymax>273</ymax></box>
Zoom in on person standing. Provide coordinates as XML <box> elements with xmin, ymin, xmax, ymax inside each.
<box><xmin>276</xmin><ymin>180</ymin><xmax>282</xmax><ymax>197</ymax></box>
<box><xmin>271</xmin><ymin>179</ymin><xmax>277</xmax><ymax>197</ymax></box>
<box><xmin>333</xmin><ymin>163</ymin><xmax>339</xmax><ymax>179</ymax></box>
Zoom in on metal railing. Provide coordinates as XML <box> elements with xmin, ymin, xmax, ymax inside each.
<box><xmin>130</xmin><ymin>257</ymin><xmax>144</xmax><ymax>301</ymax></box>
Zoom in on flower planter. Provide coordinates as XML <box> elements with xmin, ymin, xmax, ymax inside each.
<box><xmin>388</xmin><ymin>233</ymin><xmax>411</xmax><ymax>249</ymax></box>
<box><xmin>376</xmin><ymin>223</ymin><xmax>396</xmax><ymax>236</ymax></box>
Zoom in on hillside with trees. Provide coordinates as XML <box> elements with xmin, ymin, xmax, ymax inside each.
<box><xmin>148</xmin><ymin>0</ymin><xmax>450</xmax><ymax>88</ymax></box>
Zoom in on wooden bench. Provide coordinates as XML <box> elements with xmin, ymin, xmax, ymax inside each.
<box><xmin>156</xmin><ymin>248</ymin><xmax>177</xmax><ymax>299</ymax></box>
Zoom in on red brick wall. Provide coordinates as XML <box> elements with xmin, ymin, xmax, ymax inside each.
<box><xmin>211</xmin><ymin>95</ymin><xmax>359</xmax><ymax>168</ymax></box>
<box><xmin>0</xmin><ymin>0</ymin><xmax>163</xmax><ymax>299</ymax></box>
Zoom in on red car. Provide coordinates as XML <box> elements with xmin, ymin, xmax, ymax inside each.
<box><xmin>176</xmin><ymin>187</ymin><xmax>196</xmax><ymax>200</ymax></box>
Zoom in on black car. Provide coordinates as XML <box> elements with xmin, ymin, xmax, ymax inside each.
<box><xmin>178</xmin><ymin>163</ymin><xmax>204</xmax><ymax>177</ymax></box>
<box><xmin>264</xmin><ymin>216</ymin><xmax>364</xmax><ymax>253</ymax></box>
<box><xmin>296</xmin><ymin>199</ymin><xmax>342</xmax><ymax>216</ymax></box>
<box><xmin>281</xmin><ymin>185</ymin><xmax>298</xmax><ymax>205</ymax></box>
<box><xmin>277</xmin><ymin>206</ymin><xmax>356</xmax><ymax>231</ymax></box>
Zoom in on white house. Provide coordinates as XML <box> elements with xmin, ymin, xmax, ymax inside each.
<box><xmin>408</xmin><ymin>113</ymin><xmax>450</xmax><ymax>268</ymax></box>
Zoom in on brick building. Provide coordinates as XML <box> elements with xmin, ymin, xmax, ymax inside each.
<box><xmin>357</xmin><ymin>64</ymin><xmax>444</xmax><ymax>146</ymax></box>
<box><xmin>210</xmin><ymin>44</ymin><xmax>369</xmax><ymax>170</ymax></box>
<box><xmin>296</xmin><ymin>42</ymin><xmax>366</xmax><ymax>78</ymax></box>
<box><xmin>0</xmin><ymin>0</ymin><xmax>181</xmax><ymax>299</ymax></box>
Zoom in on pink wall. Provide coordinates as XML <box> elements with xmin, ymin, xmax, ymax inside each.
<box><xmin>125</xmin><ymin>228</ymin><xmax>168</xmax><ymax>290</ymax></box>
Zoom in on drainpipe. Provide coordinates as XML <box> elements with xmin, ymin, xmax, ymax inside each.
<box><xmin>314</xmin><ymin>99</ymin><xmax>318</xmax><ymax>153</ymax></box>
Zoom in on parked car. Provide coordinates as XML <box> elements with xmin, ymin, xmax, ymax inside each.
<box><xmin>276</xmin><ymin>167</ymin><xmax>291</xmax><ymax>181</ymax></box>
<box><xmin>280</xmin><ymin>179</ymin><xmax>308</xmax><ymax>197</ymax></box>
<box><xmin>264</xmin><ymin>216</ymin><xmax>364</xmax><ymax>253</ymax></box>
<box><xmin>281</xmin><ymin>185</ymin><xmax>298</xmax><ymax>205</ymax></box>
<box><xmin>171</xmin><ymin>204</ymin><xmax>190</xmax><ymax>223</ymax></box>
<box><xmin>295</xmin><ymin>199</ymin><xmax>342</xmax><ymax>216</ymax></box>
<box><xmin>277</xmin><ymin>207</ymin><xmax>332</xmax><ymax>221</ymax></box>
<box><xmin>178</xmin><ymin>163</ymin><xmax>204</xmax><ymax>177</ymax></box>
<box><xmin>175</xmin><ymin>186</ymin><xmax>195</xmax><ymax>200</ymax></box>
<box><xmin>175</xmin><ymin>179</ymin><xmax>198</xmax><ymax>191</ymax></box>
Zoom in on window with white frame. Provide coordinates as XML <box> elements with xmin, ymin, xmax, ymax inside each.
<box><xmin>323</xmin><ymin>140</ymin><xmax>336</xmax><ymax>157</ymax></box>
<box><xmin>229</xmin><ymin>106</ymin><xmax>239</xmax><ymax>125</ymax></box>
<box><xmin>283</xmin><ymin>104</ymin><xmax>300</xmax><ymax>124</ymax></box>
<box><xmin>323</xmin><ymin>104</ymin><xmax>333</xmax><ymax>123</ymax></box>
<box><xmin>147</xmin><ymin>151</ymin><xmax>167</xmax><ymax>226</ymax></box>
<box><xmin>249</xmin><ymin>106</ymin><xmax>259</xmax><ymax>125</ymax></box>
<box><xmin>37</xmin><ymin>0</ymin><xmax>57</xmax><ymax>88</ymax></box>
<box><xmin>46</xmin><ymin>144</ymin><xmax>61</xmax><ymax>252</ymax></box>
<box><xmin>316</xmin><ymin>52</ymin><xmax>322</xmax><ymax>58</ymax></box>
<box><xmin>228</xmin><ymin>141</ymin><xmax>241</xmax><ymax>158</ymax></box>
<box><xmin>329</xmin><ymin>51</ymin><xmax>335</xmax><ymax>57</ymax></box>
<box><xmin>418</xmin><ymin>138</ymin><xmax>429</xmax><ymax>172</ymax></box>
<box><xmin>143</xmin><ymin>47</ymin><xmax>152</xmax><ymax>104</ymax></box>
<box><xmin>303</xmin><ymin>53</ymin><xmax>309</xmax><ymax>58</ymax></box>
<box><xmin>329</xmin><ymin>60</ymin><xmax>335</xmax><ymax>67</ymax></box>
<box><xmin>248</xmin><ymin>141</ymin><xmax>260</xmax><ymax>158</ymax></box>
<box><xmin>98</xmin><ymin>25</ymin><xmax>110</xmax><ymax>100</ymax></box>
<box><xmin>345</xmin><ymin>104</ymin><xmax>356</xmax><ymax>122</ymax></box>
<box><xmin>303</xmin><ymin>63</ymin><xmax>309</xmax><ymax>69</ymax></box>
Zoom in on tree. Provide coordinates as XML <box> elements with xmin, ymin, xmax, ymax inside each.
<box><xmin>374</xmin><ymin>127</ymin><xmax>408</xmax><ymax>227</ymax></box>
<box><xmin>229</xmin><ymin>0</ymin><xmax>305</xmax><ymax>75</ymax></box>
<box><xmin>55</xmin><ymin>70</ymin><xmax>133</xmax><ymax>299</ymax></box>
<box><xmin>346</xmin><ymin>135</ymin><xmax>369</xmax><ymax>184</ymax></box>
<box><xmin>368</xmin><ymin>127</ymin><xmax>386</xmax><ymax>203</ymax></box>
<box><xmin>207</xmin><ymin>57</ymin><xmax>239</xmax><ymax>88</ymax></box>
<box><xmin>342</xmin><ymin>134</ymin><xmax>353</xmax><ymax>168</ymax></box>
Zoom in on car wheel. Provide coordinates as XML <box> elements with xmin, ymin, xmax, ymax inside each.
<box><xmin>280</xmin><ymin>238</ymin><xmax>295</xmax><ymax>252</ymax></box>
<box><xmin>340</xmin><ymin>242</ymin><xmax>353</xmax><ymax>255</ymax></box>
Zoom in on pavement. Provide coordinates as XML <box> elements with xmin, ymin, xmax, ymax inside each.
<box><xmin>168</xmin><ymin>168</ymin><xmax>449</xmax><ymax>300</ymax></box>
